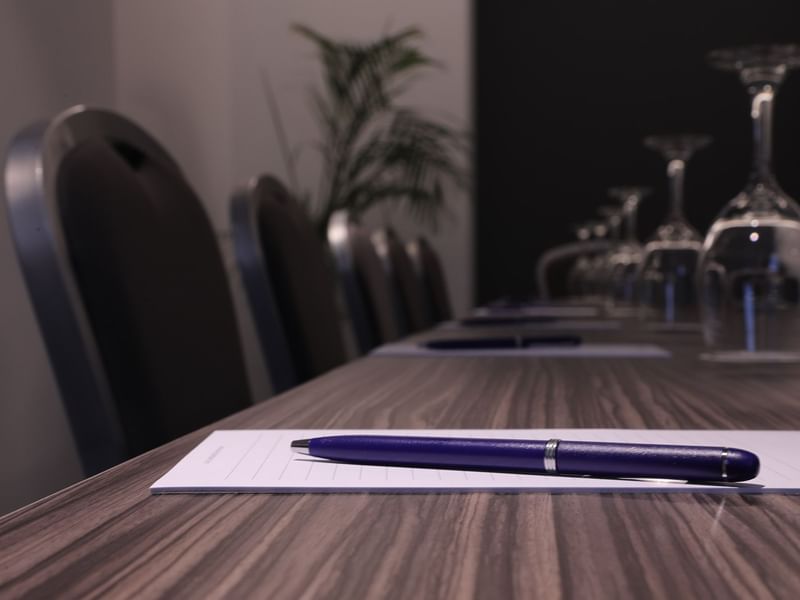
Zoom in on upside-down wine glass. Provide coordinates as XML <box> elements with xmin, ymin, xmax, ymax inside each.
<box><xmin>567</xmin><ymin>220</ymin><xmax>609</xmax><ymax>299</ymax></box>
<box><xmin>586</xmin><ymin>219</ymin><xmax>611</xmax><ymax>301</ymax></box>
<box><xmin>700</xmin><ymin>44</ymin><xmax>800</xmax><ymax>361</ymax></box>
<box><xmin>566</xmin><ymin>222</ymin><xmax>592</xmax><ymax>298</ymax></box>
<box><xmin>639</xmin><ymin>134</ymin><xmax>711</xmax><ymax>328</ymax></box>
<box><xmin>594</xmin><ymin>205</ymin><xmax>624</xmax><ymax>300</ymax></box>
<box><xmin>605</xmin><ymin>186</ymin><xmax>650</xmax><ymax>308</ymax></box>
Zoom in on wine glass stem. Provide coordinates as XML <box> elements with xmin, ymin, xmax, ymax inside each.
<box><xmin>667</xmin><ymin>159</ymin><xmax>686</xmax><ymax>221</ymax></box>
<box><xmin>750</xmin><ymin>83</ymin><xmax>776</xmax><ymax>182</ymax></box>
<box><xmin>625</xmin><ymin>202</ymin><xmax>638</xmax><ymax>243</ymax></box>
<box><xmin>609</xmin><ymin>218</ymin><xmax>620</xmax><ymax>241</ymax></box>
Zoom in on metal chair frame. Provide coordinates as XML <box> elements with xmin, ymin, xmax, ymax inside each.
<box><xmin>4</xmin><ymin>106</ymin><xmax>182</xmax><ymax>474</ymax></box>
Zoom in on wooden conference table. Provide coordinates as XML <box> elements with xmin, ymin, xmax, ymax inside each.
<box><xmin>1</xmin><ymin>317</ymin><xmax>800</xmax><ymax>598</ymax></box>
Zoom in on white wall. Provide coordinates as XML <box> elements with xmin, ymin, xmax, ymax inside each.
<box><xmin>114</xmin><ymin>2</ymin><xmax>234</xmax><ymax>231</ymax></box>
<box><xmin>113</xmin><ymin>0</ymin><xmax>472</xmax><ymax>400</ymax></box>
<box><xmin>228</xmin><ymin>0</ymin><xmax>473</xmax><ymax>316</ymax></box>
<box><xmin>0</xmin><ymin>0</ymin><xmax>114</xmax><ymax>515</ymax></box>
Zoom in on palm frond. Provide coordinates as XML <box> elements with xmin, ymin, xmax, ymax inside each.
<box><xmin>292</xmin><ymin>23</ymin><xmax>469</xmax><ymax>232</ymax></box>
<box><xmin>260</xmin><ymin>70</ymin><xmax>301</xmax><ymax>194</ymax></box>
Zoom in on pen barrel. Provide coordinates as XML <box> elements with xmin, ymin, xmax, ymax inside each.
<box><xmin>556</xmin><ymin>441</ymin><xmax>758</xmax><ymax>482</ymax></box>
<box><xmin>306</xmin><ymin>436</ymin><xmax>760</xmax><ymax>482</ymax></box>
<box><xmin>309</xmin><ymin>436</ymin><xmax>548</xmax><ymax>471</ymax></box>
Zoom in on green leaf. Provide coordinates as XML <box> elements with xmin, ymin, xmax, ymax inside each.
<box><xmin>292</xmin><ymin>23</ymin><xmax>470</xmax><ymax>232</ymax></box>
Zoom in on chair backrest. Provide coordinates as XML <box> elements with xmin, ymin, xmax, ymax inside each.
<box><xmin>406</xmin><ymin>236</ymin><xmax>453</xmax><ymax>322</ymax></box>
<box><xmin>372</xmin><ymin>228</ymin><xmax>434</xmax><ymax>333</ymax></box>
<box><xmin>328</xmin><ymin>212</ymin><xmax>400</xmax><ymax>353</ymax></box>
<box><xmin>4</xmin><ymin>106</ymin><xmax>252</xmax><ymax>475</ymax></box>
<box><xmin>231</xmin><ymin>175</ymin><xmax>348</xmax><ymax>391</ymax></box>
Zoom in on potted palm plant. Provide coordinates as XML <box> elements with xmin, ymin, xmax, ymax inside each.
<box><xmin>267</xmin><ymin>24</ymin><xmax>469</xmax><ymax>236</ymax></box>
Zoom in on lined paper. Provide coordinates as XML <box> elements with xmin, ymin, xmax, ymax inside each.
<box><xmin>150</xmin><ymin>429</ymin><xmax>800</xmax><ymax>494</ymax></box>
<box><xmin>371</xmin><ymin>342</ymin><xmax>671</xmax><ymax>358</ymax></box>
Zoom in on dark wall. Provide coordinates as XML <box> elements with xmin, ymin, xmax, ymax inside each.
<box><xmin>475</xmin><ymin>0</ymin><xmax>800</xmax><ymax>302</ymax></box>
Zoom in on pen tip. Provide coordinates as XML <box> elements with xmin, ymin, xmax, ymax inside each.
<box><xmin>291</xmin><ymin>439</ymin><xmax>310</xmax><ymax>454</ymax></box>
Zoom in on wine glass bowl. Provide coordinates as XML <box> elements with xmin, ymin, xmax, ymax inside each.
<box><xmin>566</xmin><ymin>221</ymin><xmax>607</xmax><ymax>299</ymax></box>
<box><xmin>566</xmin><ymin>222</ymin><xmax>592</xmax><ymax>298</ymax></box>
<box><xmin>589</xmin><ymin>206</ymin><xmax>624</xmax><ymax>301</ymax></box>
<box><xmin>605</xmin><ymin>186</ymin><xmax>650</xmax><ymax>308</ymax></box>
<box><xmin>699</xmin><ymin>44</ymin><xmax>800</xmax><ymax>361</ymax></box>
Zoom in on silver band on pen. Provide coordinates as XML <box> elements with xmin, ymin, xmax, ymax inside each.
<box><xmin>720</xmin><ymin>448</ymin><xmax>729</xmax><ymax>480</ymax></box>
<box><xmin>544</xmin><ymin>439</ymin><xmax>560</xmax><ymax>473</ymax></box>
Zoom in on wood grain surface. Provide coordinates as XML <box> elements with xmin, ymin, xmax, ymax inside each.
<box><xmin>2</xmin><ymin>324</ymin><xmax>800</xmax><ymax>599</ymax></box>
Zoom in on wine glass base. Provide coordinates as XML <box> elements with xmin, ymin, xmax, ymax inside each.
<box><xmin>699</xmin><ymin>350</ymin><xmax>800</xmax><ymax>363</ymax></box>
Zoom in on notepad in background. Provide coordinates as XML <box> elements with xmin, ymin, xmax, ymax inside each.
<box><xmin>458</xmin><ymin>315</ymin><xmax>558</xmax><ymax>326</ymax></box>
<box><xmin>423</xmin><ymin>335</ymin><xmax>581</xmax><ymax>350</ymax></box>
<box><xmin>150</xmin><ymin>429</ymin><xmax>800</xmax><ymax>494</ymax></box>
<box><xmin>371</xmin><ymin>342</ymin><xmax>670</xmax><ymax>358</ymax></box>
<box><xmin>644</xmin><ymin>321</ymin><xmax>702</xmax><ymax>333</ymax></box>
<box><xmin>439</xmin><ymin>319</ymin><xmax>622</xmax><ymax>331</ymax></box>
<box><xmin>473</xmin><ymin>305</ymin><xmax>599</xmax><ymax>318</ymax></box>
<box><xmin>483</xmin><ymin>297</ymin><xmax>599</xmax><ymax>310</ymax></box>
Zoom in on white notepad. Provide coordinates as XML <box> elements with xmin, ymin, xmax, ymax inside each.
<box><xmin>150</xmin><ymin>429</ymin><xmax>800</xmax><ymax>494</ymax></box>
<box><xmin>371</xmin><ymin>343</ymin><xmax>670</xmax><ymax>358</ymax></box>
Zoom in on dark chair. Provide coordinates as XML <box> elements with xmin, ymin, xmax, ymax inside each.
<box><xmin>231</xmin><ymin>175</ymin><xmax>348</xmax><ymax>392</ymax></box>
<box><xmin>328</xmin><ymin>212</ymin><xmax>400</xmax><ymax>353</ymax></box>
<box><xmin>3</xmin><ymin>106</ymin><xmax>252</xmax><ymax>476</ymax></box>
<box><xmin>406</xmin><ymin>236</ymin><xmax>454</xmax><ymax>322</ymax></box>
<box><xmin>372</xmin><ymin>228</ymin><xmax>434</xmax><ymax>333</ymax></box>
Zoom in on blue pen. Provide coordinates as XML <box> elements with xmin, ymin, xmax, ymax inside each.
<box><xmin>290</xmin><ymin>435</ymin><xmax>760</xmax><ymax>482</ymax></box>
